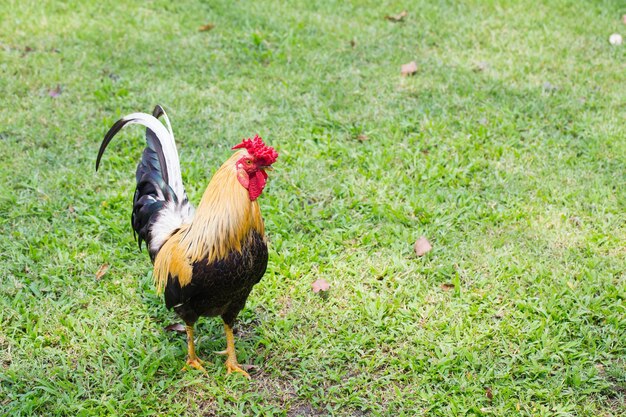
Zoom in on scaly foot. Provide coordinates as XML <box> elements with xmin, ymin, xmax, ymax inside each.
<box><xmin>182</xmin><ymin>357</ymin><xmax>206</xmax><ymax>373</ymax></box>
<box><xmin>221</xmin><ymin>323</ymin><xmax>252</xmax><ymax>379</ymax></box>
<box><xmin>226</xmin><ymin>359</ymin><xmax>250</xmax><ymax>379</ymax></box>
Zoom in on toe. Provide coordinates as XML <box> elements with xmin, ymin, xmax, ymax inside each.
<box><xmin>226</xmin><ymin>362</ymin><xmax>251</xmax><ymax>379</ymax></box>
<box><xmin>183</xmin><ymin>357</ymin><xmax>207</xmax><ymax>373</ymax></box>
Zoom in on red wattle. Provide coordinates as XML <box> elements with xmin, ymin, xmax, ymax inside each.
<box><xmin>247</xmin><ymin>170</ymin><xmax>267</xmax><ymax>201</ymax></box>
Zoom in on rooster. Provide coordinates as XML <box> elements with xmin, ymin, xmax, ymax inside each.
<box><xmin>96</xmin><ymin>105</ymin><xmax>278</xmax><ymax>378</ymax></box>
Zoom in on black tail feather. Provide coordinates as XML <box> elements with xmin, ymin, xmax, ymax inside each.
<box><xmin>96</xmin><ymin>118</ymin><xmax>128</xmax><ymax>171</ymax></box>
<box><xmin>152</xmin><ymin>104</ymin><xmax>165</xmax><ymax>119</ymax></box>
<box><xmin>137</xmin><ymin>129</ymin><xmax>169</xmax><ymax>185</ymax></box>
<box><xmin>132</xmin><ymin>173</ymin><xmax>176</xmax><ymax>253</ymax></box>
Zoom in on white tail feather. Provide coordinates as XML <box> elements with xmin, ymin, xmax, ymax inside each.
<box><xmin>122</xmin><ymin>112</ymin><xmax>185</xmax><ymax>200</ymax></box>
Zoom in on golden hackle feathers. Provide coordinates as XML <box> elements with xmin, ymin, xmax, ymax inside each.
<box><xmin>154</xmin><ymin>232</ymin><xmax>193</xmax><ymax>293</ymax></box>
<box><xmin>153</xmin><ymin>150</ymin><xmax>265</xmax><ymax>293</ymax></box>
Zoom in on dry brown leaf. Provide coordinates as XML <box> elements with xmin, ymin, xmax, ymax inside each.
<box><xmin>356</xmin><ymin>134</ymin><xmax>368</xmax><ymax>142</ymax></box>
<box><xmin>401</xmin><ymin>61</ymin><xmax>418</xmax><ymax>76</ymax></box>
<box><xmin>622</xmin><ymin>15</ymin><xmax>626</xmax><ymax>25</ymax></box>
<box><xmin>385</xmin><ymin>11</ymin><xmax>408</xmax><ymax>22</ymax></box>
<box><xmin>68</xmin><ymin>205</ymin><xmax>76</xmax><ymax>214</ymax></box>
<box><xmin>164</xmin><ymin>323</ymin><xmax>186</xmax><ymax>333</ymax></box>
<box><xmin>48</xmin><ymin>85</ymin><xmax>62</xmax><ymax>98</ymax></box>
<box><xmin>440</xmin><ymin>283</ymin><xmax>455</xmax><ymax>291</ymax></box>
<box><xmin>95</xmin><ymin>264</ymin><xmax>109</xmax><ymax>280</ymax></box>
<box><xmin>199</xmin><ymin>23</ymin><xmax>215</xmax><ymax>32</ymax></box>
<box><xmin>311</xmin><ymin>278</ymin><xmax>330</xmax><ymax>293</ymax></box>
<box><xmin>414</xmin><ymin>237</ymin><xmax>432</xmax><ymax>256</ymax></box>
<box><xmin>485</xmin><ymin>386</ymin><xmax>493</xmax><ymax>401</ymax></box>
<box><xmin>350</xmin><ymin>38</ymin><xmax>357</xmax><ymax>48</ymax></box>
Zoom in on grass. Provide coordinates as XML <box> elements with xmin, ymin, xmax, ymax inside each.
<box><xmin>1</xmin><ymin>0</ymin><xmax>625</xmax><ymax>415</ymax></box>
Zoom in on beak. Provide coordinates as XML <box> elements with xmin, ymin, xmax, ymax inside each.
<box><xmin>262</xmin><ymin>166</ymin><xmax>273</xmax><ymax>171</ymax></box>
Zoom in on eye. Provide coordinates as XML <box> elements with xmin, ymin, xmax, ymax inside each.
<box><xmin>246</xmin><ymin>159</ymin><xmax>253</xmax><ymax>165</ymax></box>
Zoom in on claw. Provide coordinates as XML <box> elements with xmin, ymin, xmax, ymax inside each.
<box><xmin>214</xmin><ymin>349</ymin><xmax>228</xmax><ymax>356</ymax></box>
<box><xmin>226</xmin><ymin>360</ymin><xmax>250</xmax><ymax>379</ymax></box>
<box><xmin>182</xmin><ymin>357</ymin><xmax>207</xmax><ymax>373</ymax></box>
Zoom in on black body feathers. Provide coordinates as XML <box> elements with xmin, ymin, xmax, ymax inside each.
<box><xmin>166</xmin><ymin>231</ymin><xmax>268</xmax><ymax>326</ymax></box>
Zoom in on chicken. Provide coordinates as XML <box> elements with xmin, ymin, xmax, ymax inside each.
<box><xmin>96</xmin><ymin>105</ymin><xmax>278</xmax><ymax>378</ymax></box>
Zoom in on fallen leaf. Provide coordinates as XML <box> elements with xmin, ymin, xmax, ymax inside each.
<box><xmin>68</xmin><ymin>205</ymin><xmax>76</xmax><ymax>214</ymax></box>
<box><xmin>401</xmin><ymin>61</ymin><xmax>418</xmax><ymax>76</ymax></box>
<box><xmin>623</xmin><ymin>15</ymin><xmax>626</xmax><ymax>25</ymax></box>
<box><xmin>95</xmin><ymin>264</ymin><xmax>109</xmax><ymax>280</ymax></box>
<box><xmin>199</xmin><ymin>23</ymin><xmax>215</xmax><ymax>32</ymax></box>
<box><xmin>311</xmin><ymin>278</ymin><xmax>330</xmax><ymax>293</ymax></box>
<box><xmin>609</xmin><ymin>33</ymin><xmax>623</xmax><ymax>45</ymax></box>
<box><xmin>567</xmin><ymin>281</ymin><xmax>576</xmax><ymax>289</ymax></box>
<box><xmin>356</xmin><ymin>134</ymin><xmax>368</xmax><ymax>142</ymax></box>
<box><xmin>493</xmin><ymin>310</ymin><xmax>505</xmax><ymax>319</ymax></box>
<box><xmin>440</xmin><ymin>283</ymin><xmax>455</xmax><ymax>291</ymax></box>
<box><xmin>414</xmin><ymin>237</ymin><xmax>432</xmax><ymax>256</ymax></box>
<box><xmin>350</xmin><ymin>38</ymin><xmax>357</xmax><ymax>48</ymax></box>
<box><xmin>385</xmin><ymin>10</ymin><xmax>408</xmax><ymax>22</ymax></box>
<box><xmin>164</xmin><ymin>323</ymin><xmax>186</xmax><ymax>333</ymax></box>
<box><xmin>48</xmin><ymin>85</ymin><xmax>62</xmax><ymax>98</ymax></box>
<box><xmin>485</xmin><ymin>386</ymin><xmax>493</xmax><ymax>401</ymax></box>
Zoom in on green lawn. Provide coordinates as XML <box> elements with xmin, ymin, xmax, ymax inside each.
<box><xmin>1</xmin><ymin>1</ymin><xmax>625</xmax><ymax>416</ymax></box>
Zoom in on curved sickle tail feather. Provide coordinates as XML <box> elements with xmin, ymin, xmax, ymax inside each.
<box><xmin>96</xmin><ymin>105</ymin><xmax>194</xmax><ymax>261</ymax></box>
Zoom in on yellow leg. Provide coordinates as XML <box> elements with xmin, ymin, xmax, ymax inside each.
<box><xmin>183</xmin><ymin>324</ymin><xmax>206</xmax><ymax>372</ymax></box>
<box><xmin>223</xmin><ymin>323</ymin><xmax>250</xmax><ymax>379</ymax></box>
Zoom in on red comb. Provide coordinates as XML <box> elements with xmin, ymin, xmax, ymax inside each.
<box><xmin>232</xmin><ymin>135</ymin><xmax>278</xmax><ymax>166</ymax></box>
